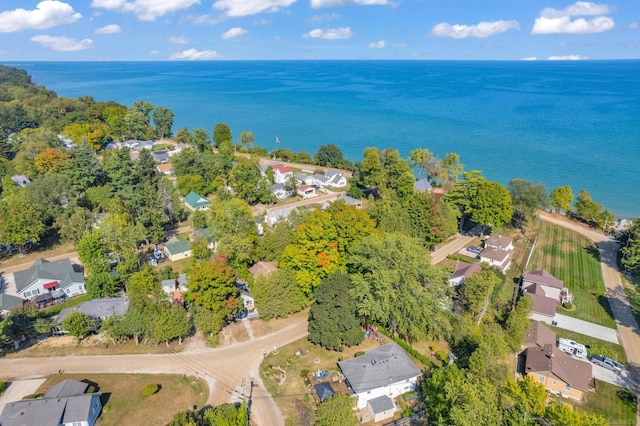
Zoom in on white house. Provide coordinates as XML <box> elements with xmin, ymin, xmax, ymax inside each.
<box><xmin>270</xmin><ymin>183</ymin><xmax>291</xmax><ymax>199</ymax></box>
<box><xmin>479</xmin><ymin>247</ymin><xmax>512</xmax><ymax>272</ymax></box>
<box><xmin>164</xmin><ymin>241</ymin><xmax>192</xmax><ymax>261</ymax></box>
<box><xmin>325</xmin><ymin>171</ymin><xmax>347</xmax><ymax>188</ymax></box>
<box><xmin>311</xmin><ymin>174</ymin><xmax>330</xmax><ymax>187</ymax></box>
<box><xmin>414</xmin><ymin>179</ymin><xmax>432</xmax><ymax>193</ymax></box>
<box><xmin>449</xmin><ymin>261</ymin><xmax>482</xmax><ymax>286</ymax></box>
<box><xmin>264</xmin><ymin>206</ymin><xmax>296</xmax><ymax>228</ymax></box>
<box><xmin>297</xmin><ymin>185</ymin><xmax>315</xmax><ymax>199</ymax></box>
<box><xmin>338</xmin><ymin>343</ymin><xmax>421</xmax><ymax>409</ymax></box>
<box><xmin>522</xmin><ymin>269</ymin><xmax>564</xmax><ymax>302</ymax></box>
<box><xmin>485</xmin><ymin>234</ymin><xmax>514</xmax><ymax>251</ymax></box>
<box><xmin>271</xmin><ymin>164</ymin><xmax>293</xmax><ymax>184</ymax></box>
<box><xmin>13</xmin><ymin>258</ymin><xmax>86</xmax><ymax>301</ymax></box>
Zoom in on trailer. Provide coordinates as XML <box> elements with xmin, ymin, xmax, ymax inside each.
<box><xmin>558</xmin><ymin>338</ymin><xmax>588</xmax><ymax>359</ymax></box>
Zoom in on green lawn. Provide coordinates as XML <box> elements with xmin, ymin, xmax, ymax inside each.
<box><xmin>530</xmin><ymin>222</ymin><xmax>615</xmax><ymax>328</ymax></box>
<box><xmin>582</xmin><ymin>381</ymin><xmax>637</xmax><ymax>425</ymax></box>
<box><xmin>547</xmin><ymin>325</ymin><xmax>626</xmax><ymax>364</ymax></box>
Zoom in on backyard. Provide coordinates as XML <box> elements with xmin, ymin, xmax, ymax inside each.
<box><xmin>555</xmin><ymin>380</ymin><xmax>637</xmax><ymax>425</ymax></box>
<box><xmin>529</xmin><ymin>221</ymin><xmax>615</xmax><ymax>328</ymax></box>
<box><xmin>34</xmin><ymin>373</ymin><xmax>208</xmax><ymax>426</ymax></box>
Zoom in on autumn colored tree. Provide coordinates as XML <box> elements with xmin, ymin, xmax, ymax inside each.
<box><xmin>187</xmin><ymin>256</ymin><xmax>242</xmax><ymax>319</ymax></box>
<box><xmin>33</xmin><ymin>147</ymin><xmax>69</xmax><ymax>175</ymax></box>
<box><xmin>62</xmin><ymin>122</ymin><xmax>108</xmax><ymax>150</ymax></box>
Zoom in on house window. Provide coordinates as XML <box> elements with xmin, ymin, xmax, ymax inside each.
<box><xmin>565</xmin><ymin>384</ymin><xmax>571</xmax><ymax>391</ymax></box>
<box><xmin>552</xmin><ymin>380</ymin><xmax>556</xmax><ymax>385</ymax></box>
<box><xmin>538</xmin><ymin>376</ymin><xmax>544</xmax><ymax>382</ymax></box>
<box><xmin>25</xmin><ymin>291</ymin><xmax>31</xmax><ymax>297</ymax></box>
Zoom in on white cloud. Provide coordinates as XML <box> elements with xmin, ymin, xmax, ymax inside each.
<box><xmin>548</xmin><ymin>54</ymin><xmax>588</xmax><ymax>60</ymax></box>
<box><xmin>222</xmin><ymin>27</ymin><xmax>247</xmax><ymax>39</ymax></box>
<box><xmin>149</xmin><ymin>50</ymin><xmax>159</xmax><ymax>55</ymax></box>
<box><xmin>169</xmin><ymin>35</ymin><xmax>189</xmax><ymax>44</ymax></box>
<box><xmin>170</xmin><ymin>48</ymin><xmax>221</xmax><ymax>60</ymax></box>
<box><xmin>306</xmin><ymin>12</ymin><xmax>341</xmax><ymax>23</ymax></box>
<box><xmin>0</xmin><ymin>1</ymin><xmax>82</xmax><ymax>33</ymax></box>
<box><xmin>213</xmin><ymin>0</ymin><xmax>297</xmax><ymax>17</ymax></box>
<box><xmin>303</xmin><ymin>27</ymin><xmax>352</xmax><ymax>39</ymax></box>
<box><xmin>311</xmin><ymin>0</ymin><xmax>388</xmax><ymax>8</ymax></box>
<box><xmin>532</xmin><ymin>2</ymin><xmax>614</xmax><ymax>34</ymax></box>
<box><xmin>368</xmin><ymin>40</ymin><xmax>385</xmax><ymax>48</ymax></box>
<box><xmin>521</xmin><ymin>56</ymin><xmax>538</xmax><ymax>60</ymax></box>
<box><xmin>94</xmin><ymin>24</ymin><xmax>121</xmax><ymax>34</ymax></box>
<box><xmin>431</xmin><ymin>20</ymin><xmax>520</xmax><ymax>39</ymax></box>
<box><xmin>91</xmin><ymin>0</ymin><xmax>200</xmax><ymax>21</ymax></box>
<box><xmin>31</xmin><ymin>35</ymin><xmax>93</xmax><ymax>51</ymax></box>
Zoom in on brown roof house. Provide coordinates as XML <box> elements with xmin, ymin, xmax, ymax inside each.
<box><xmin>449</xmin><ymin>261</ymin><xmax>481</xmax><ymax>287</ymax></box>
<box><xmin>479</xmin><ymin>247</ymin><xmax>512</xmax><ymax>272</ymax></box>
<box><xmin>521</xmin><ymin>322</ymin><xmax>593</xmax><ymax>401</ymax></box>
<box><xmin>485</xmin><ymin>234</ymin><xmax>514</xmax><ymax>251</ymax></box>
<box><xmin>249</xmin><ymin>261</ymin><xmax>277</xmax><ymax>280</ymax></box>
<box><xmin>522</xmin><ymin>270</ymin><xmax>573</xmax><ymax>322</ymax></box>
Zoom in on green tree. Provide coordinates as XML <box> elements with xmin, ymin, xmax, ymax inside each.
<box><xmin>447</xmin><ymin>374</ymin><xmax>503</xmax><ymax>426</ymax></box>
<box><xmin>501</xmin><ymin>376</ymin><xmax>548</xmax><ymax>422</ymax></box>
<box><xmin>187</xmin><ymin>257</ymin><xmax>242</xmax><ymax>319</ymax></box>
<box><xmin>151</xmin><ymin>304</ymin><xmax>191</xmax><ymax>345</ymax></box>
<box><xmin>239</xmin><ymin>131</ymin><xmax>255</xmax><ymax>151</ymax></box>
<box><xmin>619</xmin><ymin>219</ymin><xmax>640</xmax><ymax>274</ymax></box>
<box><xmin>208</xmin><ymin>198</ymin><xmax>256</xmax><ymax>266</ymax></box>
<box><xmin>409</xmin><ymin>147</ymin><xmax>439</xmax><ymax>179</ymax></box>
<box><xmin>460</xmin><ymin>268</ymin><xmax>502</xmax><ymax>324</ymax></box>
<box><xmin>229</xmin><ymin>159</ymin><xmax>262</xmax><ymax>204</ymax></box>
<box><xmin>315</xmin><ymin>144</ymin><xmax>349</xmax><ymax>168</ymax></box>
<box><xmin>77</xmin><ymin>229</ymin><xmax>110</xmax><ymax>274</ymax></box>
<box><xmin>24</xmin><ymin>172</ymin><xmax>70</xmax><ymax>223</ymax></box>
<box><xmin>177</xmin><ymin>174</ymin><xmax>208</xmax><ymax>196</ymax></box>
<box><xmin>202</xmin><ymin>401</ymin><xmax>248</xmax><ymax>426</ymax></box>
<box><xmin>315</xmin><ymin>393</ymin><xmax>356</xmax><ymax>426</ymax></box>
<box><xmin>61</xmin><ymin>311</ymin><xmax>95</xmax><ymax>343</ymax></box>
<box><xmin>308</xmin><ymin>272</ymin><xmax>362</xmax><ymax>351</ymax></box>
<box><xmin>192</xmin><ymin>304</ymin><xmax>225</xmax><ymax>337</ymax></box>
<box><xmin>508</xmin><ymin>178</ymin><xmax>548</xmax><ymax>225</ymax></box>
<box><xmin>103</xmin><ymin>148</ymin><xmax>136</xmax><ymax>194</ymax></box>
<box><xmin>422</xmin><ymin>365</ymin><xmax>465</xmax><ymax>424</ymax></box>
<box><xmin>255</xmin><ymin>221</ymin><xmax>294</xmax><ymax>261</ymax></box>
<box><xmin>381</xmin><ymin>148</ymin><xmax>414</xmax><ymax>199</ymax></box>
<box><xmin>61</xmin><ymin>140</ymin><xmax>104</xmax><ymax>195</ymax></box>
<box><xmin>439</xmin><ymin>152</ymin><xmax>464</xmax><ymax>189</ymax></box>
<box><xmin>0</xmin><ymin>311</ymin><xmax>34</xmax><ymax>349</ymax></box>
<box><xmin>127</xmin><ymin>267</ymin><xmax>163</xmax><ymax>304</ymax></box>
<box><xmin>573</xmin><ymin>189</ymin><xmax>603</xmax><ymax>224</ymax></box>
<box><xmin>56</xmin><ymin>207</ymin><xmax>94</xmax><ymax>243</ymax></box>
<box><xmin>86</xmin><ymin>271</ymin><xmax>120</xmax><ymax>298</ymax></box>
<box><xmin>367</xmin><ymin>197</ymin><xmax>412</xmax><ymax>235</ymax></box>
<box><xmin>549</xmin><ymin>185</ymin><xmax>573</xmax><ymax>212</ymax></box>
<box><xmin>213</xmin><ymin>123</ymin><xmax>232</xmax><ymax>148</ymax></box>
<box><xmin>152</xmin><ymin>106</ymin><xmax>174</xmax><ymax>138</ymax></box>
<box><xmin>174</xmin><ymin>126</ymin><xmax>194</xmax><ymax>145</ymax></box>
<box><xmin>504</xmin><ymin>295</ymin><xmax>532</xmax><ymax>352</ymax></box>
<box><xmin>405</xmin><ymin>192</ymin><xmax>459</xmax><ymax>246</ymax></box>
<box><xmin>252</xmin><ymin>269</ymin><xmax>308</xmax><ymax>320</ymax></box>
<box><xmin>348</xmin><ymin>233</ymin><xmax>453</xmax><ymax>342</ymax></box>
<box><xmin>0</xmin><ymin>192</ymin><xmax>46</xmax><ymax>250</ymax></box>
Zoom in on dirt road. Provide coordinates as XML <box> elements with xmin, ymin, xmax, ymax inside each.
<box><xmin>0</xmin><ymin>312</ymin><xmax>309</xmax><ymax>426</ymax></box>
<box><xmin>251</xmin><ymin>191</ymin><xmax>344</xmax><ymax>216</ymax></box>
<box><xmin>0</xmin><ymin>252</ymin><xmax>79</xmax><ymax>276</ymax></box>
<box><xmin>429</xmin><ymin>234</ymin><xmax>474</xmax><ymax>265</ymax></box>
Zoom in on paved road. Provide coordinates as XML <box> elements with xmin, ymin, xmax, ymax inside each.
<box><xmin>430</xmin><ymin>234</ymin><xmax>474</xmax><ymax>265</ymax></box>
<box><xmin>0</xmin><ymin>313</ymin><xmax>309</xmax><ymax>426</ymax></box>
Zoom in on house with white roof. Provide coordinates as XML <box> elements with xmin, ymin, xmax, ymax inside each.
<box><xmin>338</xmin><ymin>342</ymin><xmax>421</xmax><ymax>410</ymax></box>
<box><xmin>264</xmin><ymin>206</ymin><xmax>296</xmax><ymax>228</ymax></box>
<box><xmin>414</xmin><ymin>178</ymin><xmax>432</xmax><ymax>193</ymax></box>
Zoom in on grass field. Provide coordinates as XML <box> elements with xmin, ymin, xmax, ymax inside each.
<box><xmin>35</xmin><ymin>373</ymin><xmax>208</xmax><ymax>426</ymax></box>
<box><xmin>582</xmin><ymin>381</ymin><xmax>637</xmax><ymax>425</ymax></box>
<box><xmin>530</xmin><ymin>222</ymin><xmax>615</xmax><ymax>328</ymax></box>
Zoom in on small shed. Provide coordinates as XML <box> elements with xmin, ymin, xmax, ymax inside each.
<box><xmin>164</xmin><ymin>241</ymin><xmax>192</xmax><ymax>261</ymax></box>
<box><xmin>367</xmin><ymin>395</ymin><xmax>395</xmax><ymax>423</ymax></box>
<box><xmin>314</xmin><ymin>382</ymin><xmax>335</xmax><ymax>403</ymax></box>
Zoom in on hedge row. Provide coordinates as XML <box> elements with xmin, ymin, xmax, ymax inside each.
<box><xmin>377</xmin><ymin>326</ymin><xmax>435</xmax><ymax>368</ymax></box>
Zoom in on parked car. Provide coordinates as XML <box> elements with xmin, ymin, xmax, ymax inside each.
<box><xmin>590</xmin><ymin>355</ymin><xmax>623</xmax><ymax>372</ymax></box>
<box><xmin>466</xmin><ymin>246</ymin><xmax>482</xmax><ymax>254</ymax></box>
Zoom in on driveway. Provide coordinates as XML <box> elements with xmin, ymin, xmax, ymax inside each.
<box><xmin>591</xmin><ymin>362</ymin><xmax>637</xmax><ymax>392</ymax></box>
<box><xmin>0</xmin><ymin>312</ymin><xmax>309</xmax><ymax>426</ymax></box>
<box><xmin>430</xmin><ymin>234</ymin><xmax>475</xmax><ymax>265</ymax></box>
<box><xmin>0</xmin><ymin>379</ymin><xmax>46</xmax><ymax>414</ymax></box>
<box><xmin>544</xmin><ymin>313</ymin><xmax>619</xmax><ymax>344</ymax></box>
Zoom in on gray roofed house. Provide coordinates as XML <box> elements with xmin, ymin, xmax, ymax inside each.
<box><xmin>152</xmin><ymin>150</ymin><xmax>170</xmax><ymax>163</ymax></box>
<box><xmin>10</xmin><ymin>175</ymin><xmax>31</xmax><ymax>187</ymax></box>
<box><xmin>368</xmin><ymin>395</ymin><xmax>395</xmax><ymax>423</ymax></box>
<box><xmin>13</xmin><ymin>258</ymin><xmax>86</xmax><ymax>300</ymax></box>
<box><xmin>312</xmin><ymin>174</ymin><xmax>330</xmax><ymax>187</ymax></box>
<box><xmin>335</xmin><ymin>194</ymin><xmax>362</xmax><ymax>208</ymax></box>
<box><xmin>269</xmin><ymin>183</ymin><xmax>290</xmax><ymax>199</ymax></box>
<box><xmin>413</xmin><ymin>178</ymin><xmax>432</xmax><ymax>193</ymax></box>
<box><xmin>338</xmin><ymin>343</ymin><xmax>421</xmax><ymax>409</ymax></box>
<box><xmin>56</xmin><ymin>298</ymin><xmax>129</xmax><ymax>325</ymax></box>
<box><xmin>294</xmin><ymin>172</ymin><xmax>311</xmax><ymax>184</ymax></box>
<box><xmin>479</xmin><ymin>247</ymin><xmax>512</xmax><ymax>272</ymax></box>
<box><xmin>264</xmin><ymin>206</ymin><xmax>296</xmax><ymax>227</ymax></box>
<box><xmin>0</xmin><ymin>379</ymin><xmax>102</xmax><ymax>426</ymax></box>
<box><xmin>0</xmin><ymin>293</ymin><xmax>25</xmax><ymax>314</ymax></box>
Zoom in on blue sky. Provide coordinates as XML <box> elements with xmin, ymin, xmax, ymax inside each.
<box><xmin>0</xmin><ymin>0</ymin><xmax>638</xmax><ymax>60</ymax></box>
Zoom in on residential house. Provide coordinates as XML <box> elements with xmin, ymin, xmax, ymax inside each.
<box><xmin>238</xmin><ymin>287</ymin><xmax>258</xmax><ymax>319</ymax></box>
<box><xmin>152</xmin><ymin>150</ymin><xmax>170</xmax><ymax>163</ymax></box>
<box><xmin>368</xmin><ymin>395</ymin><xmax>396</xmax><ymax>423</ymax></box>
<box><xmin>271</xmin><ymin>164</ymin><xmax>293</xmax><ymax>184</ymax></box>
<box><xmin>294</xmin><ymin>172</ymin><xmax>312</xmax><ymax>185</ymax></box>
<box><xmin>521</xmin><ymin>322</ymin><xmax>593</xmax><ymax>400</ymax></box>
<box><xmin>449</xmin><ymin>261</ymin><xmax>482</xmax><ymax>286</ymax></box>
<box><xmin>13</xmin><ymin>258</ymin><xmax>85</xmax><ymax>301</ymax></box>
<box><xmin>336</xmin><ymin>194</ymin><xmax>362</xmax><ymax>208</ymax></box>
<box><xmin>311</xmin><ymin>174</ymin><xmax>330</xmax><ymax>187</ymax></box>
<box><xmin>249</xmin><ymin>261</ymin><xmax>277</xmax><ymax>280</ymax></box>
<box><xmin>270</xmin><ymin>183</ymin><xmax>291</xmax><ymax>200</ymax></box>
<box><xmin>485</xmin><ymin>235</ymin><xmax>514</xmax><ymax>251</ymax></box>
<box><xmin>10</xmin><ymin>175</ymin><xmax>31</xmax><ymax>187</ymax></box>
<box><xmin>0</xmin><ymin>293</ymin><xmax>25</xmax><ymax>315</ymax></box>
<box><xmin>0</xmin><ymin>379</ymin><xmax>102</xmax><ymax>426</ymax></box>
<box><xmin>297</xmin><ymin>185</ymin><xmax>315</xmax><ymax>199</ymax></box>
<box><xmin>192</xmin><ymin>228</ymin><xmax>216</xmax><ymax>251</ymax></box>
<box><xmin>522</xmin><ymin>269</ymin><xmax>571</xmax><ymax>322</ymax></box>
<box><xmin>264</xmin><ymin>206</ymin><xmax>296</xmax><ymax>228</ymax></box>
<box><xmin>338</xmin><ymin>342</ymin><xmax>421</xmax><ymax>409</ymax></box>
<box><xmin>164</xmin><ymin>240</ymin><xmax>192</xmax><ymax>261</ymax></box>
<box><xmin>413</xmin><ymin>178</ymin><xmax>432</xmax><ymax>193</ymax></box>
<box><xmin>255</xmin><ymin>216</ymin><xmax>264</xmax><ymax>236</ymax></box>
<box><xmin>479</xmin><ymin>247</ymin><xmax>512</xmax><ymax>272</ymax></box>
<box><xmin>183</xmin><ymin>191</ymin><xmax>211</xmax><ymax>211</ymax></box>
<box><xmin>156</xmin><ymin>163</ymin><xmax>173</xmax><ymax>175</ymax></box>
<box><xmin>161</xmin><ymin>274</ymin><xmax>189</xmax><ymax>303</ymax></box>
<box><xmin>54</xmin><ymin>298</ymin><xmax>129</xmax><ymax>334</ymax></box>
<box><xmin>325</xmin><ymin>171</ymin><xmax>347</xmax><ymax>188</ymax></box>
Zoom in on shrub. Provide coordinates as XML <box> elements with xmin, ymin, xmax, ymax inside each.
<box><xmin>102</xmin><ymin>404</ymin><xmax>111</xmax><ymax>413</ymax></box>
<box><xmin>354</xmin><ymin>351</ymin><xmax>365</xmax><ymax>357</ymax></box>
<box><xmin>300</xmin><ymin>369</ymin><xmax>310</xmax><ymax>379</ymax></box>
<box><xmin>142</xmin><ymin>384</ymin><xmax>159</xmax><ymax>396</ymax></box>
<box><xmin>0</xmin><ymin>382</ymin><xmax>6</xmax><ymax>396</ymax></box>
<box><xmin>436</xmin><ymin>350</ymin><xmax>449</xmax><ymax>364</ymax></box>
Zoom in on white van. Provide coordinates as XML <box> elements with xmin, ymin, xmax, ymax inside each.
<box><xmin>558</xmin><ymin>338</ymin><xmax>588</xmax><ymax>359</ymax></box>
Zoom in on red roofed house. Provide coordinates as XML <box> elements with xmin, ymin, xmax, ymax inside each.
<box><xmin>521</xmin><ymin>322</ymin><xmax>594</xmax><ymax>401</ymax></box>
<box><xmin>271</xmin><ymin>164</ymin><xmax>293</xmax><ymax>184</ymax></box>
<box><xmin>449</xmin><ymin>261</ymin><xmax>482</xmax><ymax>287</ymax></box>
<box><xmin>297</xmin><ymin>185</ymin><xmax>315</xmax><ymax>199</ymax></box>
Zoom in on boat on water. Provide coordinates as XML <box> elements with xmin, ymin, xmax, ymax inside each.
<box><xmin>275</xmin><ymin>136</ymin><xmax>280</xmax><ymax>144</ymax></box>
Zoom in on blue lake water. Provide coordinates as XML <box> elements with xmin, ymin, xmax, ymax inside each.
<box><xmin>8</xmin><ymin>60</ymin><xmax>640</xmax><ymax>217</ymax></box>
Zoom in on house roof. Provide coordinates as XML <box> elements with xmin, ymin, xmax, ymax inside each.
<box><xmin>272</xmin><ymin>164</ymin><xmax>292</xmax><ymax>174</ymax></box>
<box><xmin>414</xmin><ymin>179</ymin><xmax>432</xmax><ymax>192</ymax></box>
<box><xmin>338</xmin><ymin>343</ymin><xmax>421</xmax><ymax>394</ymax></box>
<box><xmin>270</xmin><ymin>183</ymin><xmax>286</xmax><ymax>192</ymax></box>
<box><xmin>523</xmin><ymin>321</ymin><xmax>556</xmax><ymax>348</ymax></box>
<box><xmin>13</xmin><ymin>258</ymin><xmax>85</xmax><ymax>292</ymax></box>
<box><xmin>336</xmin><ymin>194</ymin><xmax>361</xmax><ymax>206</ymax></box>
<box><xmin>523</xmin><ymin>269</ymin><xmax>564</xmax><ymax>289</ymax></box>
<box><xmin>193</xmin><ymin>228</ymin><xmax>213</xmax><ymax>241</ymax></box>
<box><xmin>314</xmin><ymin>382</ymin><xmax>335</xmax><ymax>402</ymax></box>
<box><xmin>157</xmin><ymin>163</ymin><xmax>173</xmax><ymax>173</ymax></box>
<box><xmin>485</xmin><ymin>234</ymin><xmax>513</xmax><ymax>248</ymax></box>
<box><xmin>526</xmin><ymin>293</ymin><xmax>557</xmax><ymax>317</ymax></box>
<box><xmin>45</xmin><ymin>379</ymin><xmax>88</xmax><ymax>398</ymax></box>
<box><xmin>57</xmin><ymin>298</ymin><xmax>130</xmax><ymax>324</ymax></box>
<box><xmin>11</xmin><ymin>175</ymin><xmax>31</xmax><ymax>187</ymax></box>
<box><xmin>313</xmin><ymin>174</ymin><xmax>330</xmax><ymax>183</ymax></box>
<box><xmin>525</xmin><ymin>345</ymin><xmax>592</xmax><ymax>392</ymax></box>
<box><xmin>165</xmin><ymin>240</ymin><xmax>191</xmax><ymax>255</ymax></box>
<box><xmin>162</xmin><ymin>278</ymin><xmax>178</xmax><ymax>290</ymax></box>
<box><xmin>249</xmin><ymin>261</ymin><xmax>277</xmax><ymax>279</ymax></box>
<box><xmin>329</xmin><ymin>173</ymin><xmax>344</xmax><ymax>185</ymax></box>
<box><xmin>152</xmin><ymin>151</ymin><xmax>169</xmax><ymax>161</ymax></box>
<box><xmin>183</xmin><ymin>191</ymin><xmax>211</xmax><ymax>209</ymax></box>
<box><xmin>265</xmin><ymin>206</ymin><xmax>295</xmax><ymax>224</ymax></box>
<box><xmin>450</xmin><ymin>262</ymin><xmax>481</xmax><ymax>281</ymax></box>
<box><xmin>368</xmin><ymin>395</ymin><xmax>394</xmax><ymax>414</ymax></box>
<box><xmin>295</xmin><ymin>173</ymin><xmax>310</xmax><ymax>181</ymax></box>
<box><xmin>480</xmin><ymin>247</ymin><xmax>510</xmax><ymax>262</ymax></box>
<box><xmin>298</xmin><ymin>184</ymin><xmax>312</xmax><ymax>191</ymax></box>
<box><xmin>0</xmin><ymin>293</ymin><xmax>25</xmax><ymax>312</ymax></box>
